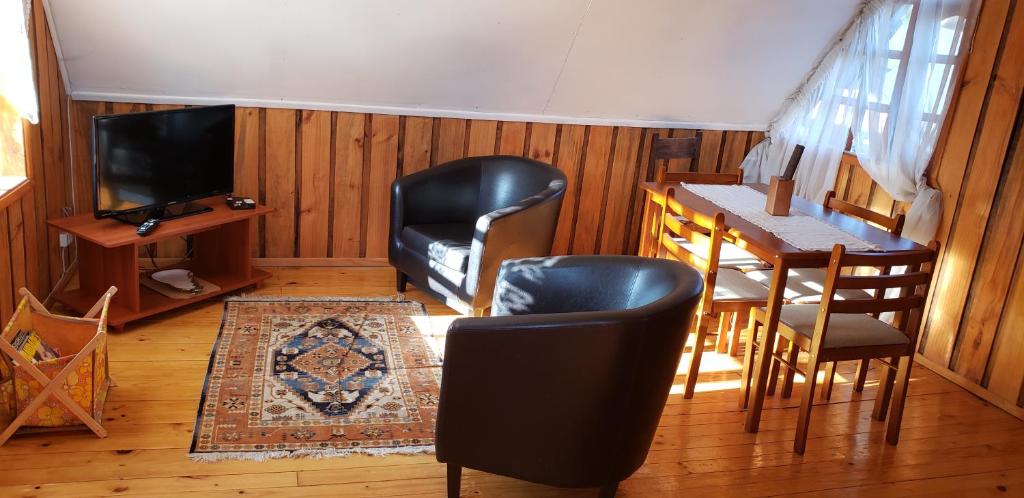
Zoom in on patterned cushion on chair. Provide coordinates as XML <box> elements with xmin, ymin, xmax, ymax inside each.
<box><xmin>400</xmin><ymin>224</ymin><xmax>475</xmax><ymax>273</ymax></box>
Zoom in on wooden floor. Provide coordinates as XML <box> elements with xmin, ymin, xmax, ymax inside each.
<box><xmin>1</xmin><ymin>266</ymin><xmax>1023</xmax><ymax>497</ymax></box>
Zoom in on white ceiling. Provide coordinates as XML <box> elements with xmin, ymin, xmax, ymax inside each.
<box><xmin>44</xmin><ymin>0</ymin><xmax>860</xmax><ymax>130</ymax></box>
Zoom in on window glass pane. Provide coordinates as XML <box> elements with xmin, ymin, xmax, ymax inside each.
<box><xmin>0</xmin><ymin>96</ymin><xmax>27</xmax><ymax>183</ymax></box>
<box><xmin>888</xmin><ymin>4</ymin><xmax>914</xmax><ymax>51</ymax></box>
<box><xmin>937</xmin><ymin>16</ymin><xmax>965</xmax><ymax>56</ymax></box>
<box><xmin>881</xmin><ymin>58</ymin><xmax>902</xmax><ymax>105</ymax></box>
<box><xmin>922</xmin><ymin>62</ymin><xmax>958</xmax><ymax>115</ymax></box>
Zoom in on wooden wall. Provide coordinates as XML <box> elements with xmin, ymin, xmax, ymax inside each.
<box><xmin>12</xmin><ymin>0</ymin><xmax>1023</xmax><ymax>423</ymax></box>
<box><xmin>0</xmin><ymin>196</ymin><xmax>40</xmax><ymax>326</ymax></box>
<box><xmin>832</xmin><ymin>153</ymin><xmax>910</xmax><ymax>219</ymax></box>
<box><xmin>0</xmin><ymin>0</ymin><xmax>74</xmax><ymax>327</ymax></box>
<box><xmin>828</xmin><ymin>0</ymin><xmax>1024</xmax><ymax>419</ymax></box>
<box><xmin>909</xmin><ymin>0</ymin><xmax>1024</xmax><ymax>419</ymax></box>
<box><xmin>63</xmin><ymin>101</ymin><xmax>764</xmax><ymax>261</ymax></box>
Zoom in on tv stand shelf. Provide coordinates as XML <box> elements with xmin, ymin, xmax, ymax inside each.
<box><xmin>48</xmin><ymin>198</ymin><xmax>273</xmax><ymax>329</ymax></box>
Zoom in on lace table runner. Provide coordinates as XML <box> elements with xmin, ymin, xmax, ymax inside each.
<box><xmin>680</xmin><ymin>183</ymin><xmax>880</xmax><ymax>252</ymax></box>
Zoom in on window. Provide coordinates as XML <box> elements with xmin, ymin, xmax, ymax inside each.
<box><xmin>0</xmin><ymin>0</ymin><xmax>38</xmax><ymax>199</ymax></box>
<box><xmin>850</xmin><ymin>0</ymin><xmax>969</xmax><ymax>153</ymax></box>
<box><xmin>0</xmin><ymin>94</ymin><xmax>28</xmax><ymax>195</ymax></box>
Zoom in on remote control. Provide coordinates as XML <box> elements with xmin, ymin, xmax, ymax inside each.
<box><xmin>137</xmin><ymin>218</ymin><xmax>160</xmax><ymax>236</ymax></box>
<box><xmin>226</xmin><ymin>196</ymin><xmax>257</xmax><ymax>210</ymax></box>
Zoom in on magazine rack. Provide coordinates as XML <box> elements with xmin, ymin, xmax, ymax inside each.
<box><xmin>0</xmin><ymin>287</ymin><xmax>117</xmax><ymax>445</ymax></box>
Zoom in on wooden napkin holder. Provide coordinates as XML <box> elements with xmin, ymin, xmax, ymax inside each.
<box><xmin>765</xmin><ymin>176</ymin><xmax>795</xmax><ymax>216</ymax></box>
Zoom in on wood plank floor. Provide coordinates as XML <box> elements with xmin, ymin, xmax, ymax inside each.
<box><xmin>1</xmin><ymin>266</ymin><xmax>1023</xmax><ymax>497</ymax></box>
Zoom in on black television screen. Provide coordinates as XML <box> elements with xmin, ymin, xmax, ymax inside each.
<box><xmin>92</xmin><ymin>104</ymin><xmax>235</xmax><ymax>219</ymax></box>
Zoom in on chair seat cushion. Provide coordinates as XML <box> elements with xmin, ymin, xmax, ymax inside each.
<box><xmin>714</xmin><ymin>268</ymin><xmax>770</xmax><ymax>302</ymax></box>
<box><xmin>400</xmin><ymin>223</ymin><xmax>475</xmax><ymax>273</ymax></box>
<box><xmin>745</xmin><ymin>268</ymin><xmax>874</xmax><ymax>304</ymax></box>
<box><xmin>773</xmin><ymin>304</ymin><xmax>910</xmax><ymax>350</ymax></box>
<box><xmin>673</xmin><ymin>237</ymin><xmax>766</xmax><ymax>271</ymax></box>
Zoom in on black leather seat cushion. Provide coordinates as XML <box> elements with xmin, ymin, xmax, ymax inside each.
<box><xmin>400</xmin><ymin>223</ymin><xmax>475</xmax><ymax>273</ymax></box>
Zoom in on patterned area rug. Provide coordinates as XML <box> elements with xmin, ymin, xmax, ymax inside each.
<box><xmin>189</xmin><ymin>296</ymin><xmax>442</xmax><ymax>461</ymax></box>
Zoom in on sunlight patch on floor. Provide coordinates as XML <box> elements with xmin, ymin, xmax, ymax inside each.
<box><xmin>677</xmin><ymin>350</ymin><xmax>744</xmax><ymax>374</ymax></box>
<box><xmin>409</xmin><ymin>314</ymin><xmax>460</xmax><ymax>359</ymax></box>
<box><xmin>671</xmin><ymin>379</ymin><xmax>742</xmax><ymax>394</ymax></box>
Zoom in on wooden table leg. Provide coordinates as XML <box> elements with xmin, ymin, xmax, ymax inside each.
<box><xmin>716</xmin><ymin>312</ymin><xmax>733</xmax><ymax>353</ymax></box>
<box><xmin>739</xmin><ymin>308</ymin><xmax>758</xmax><ymax>410</ymax></box>
<box><xmin>780</xmin><ymin>340</ymin><xmax>800</xmax><ymax>398</ymax></box>
<box><xmin>646</xmin><ymin>192</ymin><xmax>670</xmax><ymax>258</ymax></box>
<box><xmin>729</xmin><ymin>311</ymin><xmax>745</xmax><ymax>357</ymax></box>
<box><xmin>638</xmin><ymin>193</ymin><xmax>656</xmax><ymax>257</ymax></box>
<box><xmin>744</xmin><ymin>260</ymin><xmax>790</xmax><ymax>433</ymax></box>
<box><xmin>654</xmin><ymin>190</ymin><xmax>674</xmax><ymax>259</ymax></box>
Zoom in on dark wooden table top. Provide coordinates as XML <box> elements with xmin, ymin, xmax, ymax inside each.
<box><xmin>639</xmin><ymin>181</ymin><xmax>930</xmax><ymax>266</ymax></box>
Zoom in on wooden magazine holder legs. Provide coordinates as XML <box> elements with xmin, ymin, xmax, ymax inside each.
<box><xmin>0</xmin><ymin>287</ymin><xmax>116</xmax><ymax>445</ymax></box>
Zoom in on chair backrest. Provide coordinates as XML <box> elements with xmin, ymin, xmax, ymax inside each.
<box><xmin>476</xmin><ymin>156</ymin><xmax>567</xmax><ymax>217</ymax></box>
<box><xmin>490</xmin><ymin>255</ymin><xmax>703</xmax><ymax>316</ymax></box>
<box><xmin>651</xmin><ymin>133</ymin><xmax>741</xmax><ymax>184</ymax></box>
<box><xmin>816</xmin><ymin>242</ymin><xmax>939</xmax><ymax>341</ymax></box>
<box><xmin>443</xmin><ymin>255</ymin><xmax>705</xmax><ymax>487</ymax></box>
<box><xmin>822</xmin><ymin>190</ymin><xmax>908</xmax><ymax>305</ymax></box>
<box><xmin>658</xmin><ymin>207</ymin><xmax>727</xmax><ymax>313</ymax></box>
<box><xmin>823</xmin><ymin>190</ymin><xmax>906</xmax><ymax>236</ymax></box>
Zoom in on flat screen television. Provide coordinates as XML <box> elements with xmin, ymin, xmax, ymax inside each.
<box><xmin>92</xmin><ymin>104</ymin><xmax>235</xmax><ymax>224</ymax></box>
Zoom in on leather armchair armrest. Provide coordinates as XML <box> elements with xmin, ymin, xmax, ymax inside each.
<box><xmin>464</xmin><ymin>181</ymin><xmax>565</xmax><ymax>302</ymax></box>
<box><xmin>479</xmin><ymin>180</ymin><xmax>565</xmax><ymax>226</ymax></box>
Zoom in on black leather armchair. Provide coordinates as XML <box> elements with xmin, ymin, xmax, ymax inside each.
<box><xmin>389</xmin><ymin>155</ymin><xmax>567</xmax><ymax>315</ymax></box>
<box><xmin>436</xmin><ymin>255</ymin><xmax>705</xmax><ymax>497</ymax></box>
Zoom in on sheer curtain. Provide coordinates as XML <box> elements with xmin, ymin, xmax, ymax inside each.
<box><xmin>854</xmin><ymin>0</ymin><xmax>972</xmax><ymax>243</ymax></box>
<box><xmin>744</xmin><ymin>0</ymin><xmax>975</xmax><ymax>244</ymax></box>
<box><xmin>745</xmin><ymin>2</ymin><xmax>885</xmax><ymax>203</ymax></box>
<box><xmin>0</xmin><ymin>0</ymin><xmax>38</xmax><ymax>124</ymax></box>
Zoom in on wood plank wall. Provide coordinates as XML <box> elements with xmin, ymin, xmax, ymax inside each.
<box><xmin>0</xmin><ymin>197</ymin><xmax>39</xmax><ymax>328</ymax></box>
<box><xmin>915</xmin><ymin>0</ymin><xmax>1024</xmax><ymax>419</ymax></box>
<box><xmin>831</xmin><ymin>152</ymin><xmax>912</xmax><ymax>220</ymax></box>
<box><xmin>829</xmin><ymin>0</ymin><xmax>1024</xmax><ymax>419</ymax></box>
<box><xmin>0</xmin><ymin>0</ymin><xmax>75</xmax><ymax>328</ymax></box>
<box><xmin>23</xmin><ymin>0</ymin><xmax>1021</xmax><ymax>423</ymax></box>
<box><xmin>62</xmin><ymin>101</ymin><xmax>765</xmax><ymax>261</ymax></box>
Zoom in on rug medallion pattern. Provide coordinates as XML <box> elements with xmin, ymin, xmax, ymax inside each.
<box><xmin>190</xmin><ymin>298</ymin><xmax>442</xmax><ymax>460</ymax></box>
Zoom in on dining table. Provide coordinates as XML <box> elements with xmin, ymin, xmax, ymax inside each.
<box><xmin>636</xmin><ymin>181</ymin><xmax>934</xmax><ymax>433</ymax></box>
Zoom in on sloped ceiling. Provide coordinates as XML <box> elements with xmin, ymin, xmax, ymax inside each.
<box><xmin>44</xmin><ymin>0</ymin><xmax>860</xmax><ymax>129</ymax></box>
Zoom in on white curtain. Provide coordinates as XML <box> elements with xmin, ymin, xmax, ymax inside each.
<box><xmin>744</xmin><ymin>0</ymin><xmax>975</xmax><ymax>244</ymax></box>
<box><xmin>854</xmin><ymin>0</ymin><xmax>972</xmax><ymax>243</ymax></box>
<box><xmin>0</xmin><ymin>0</ymin><xmax>38</xmax><ymax>124</ymax></box>
<box><xmin>746</xmin><ymin>1</ymin><xmax>884</xmax><ymax>203</ymax></box>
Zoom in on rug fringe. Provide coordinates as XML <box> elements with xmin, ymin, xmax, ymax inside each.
<box><xmin>189</xmin><ymin>445</ymin><xmax>435</xmax><ymax>463</ymax></box>
<box><xmin>226</xmin><ymin>295</ymin><xmax>409</xmax><ymax>303</ymax></box>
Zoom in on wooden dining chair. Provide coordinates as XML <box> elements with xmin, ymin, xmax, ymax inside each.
<box><xmin>659</xmin><ymin>209</ymin><xmax>769</xmax><ymax>399</ymax></box>
<box><xmin>745</xmin><ymin>190</ymin><xmax>907</xmax><ymax>302</ymax></box>
<box><xmin>822</xmin><ymin>190</ymin><xmax>907</xmax><ymax>234</ymax></box>
<box><xmin>745</xmin><ymin>189</ymin><xmax>907</xmax><ymax>398</ymax></box>
<box><xmin>740</xmin><ymin>243</ymin><xmax>937</xmax><ymax>454</ymax></box>
<box><xmin>650</xmin><ymin>133</ymin><xmax>763</xmax><ymax>275</ymax></box>
<box><xmin>651</xmin><ymin>133</ymin><xmax>743</xmax><ymax>184</ymax></box>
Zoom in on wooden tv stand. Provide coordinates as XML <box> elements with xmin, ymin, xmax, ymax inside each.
<box><xmin>48</xmin><ymin>198</ymin><xmax>273</xmax><ymax>329</ymax></box>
